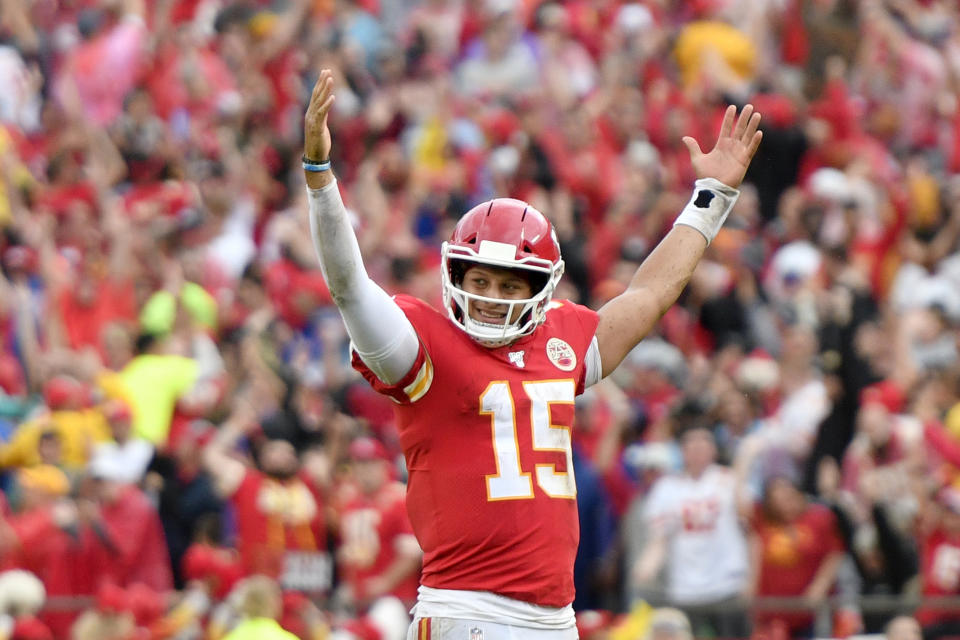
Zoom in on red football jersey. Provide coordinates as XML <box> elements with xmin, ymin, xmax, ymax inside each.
<box><xmin>337</xmin><ymin>480</ymin><xmax>420</xmax><ymax>604</ymax></box>
<box><xmin>352</xmin><ymin>295</ymin><xmax>600</xmax><ymax>607</ymax></box>
<box><xmin>753</xmin><ymin>504</ymin><xmax>844</xmax><ymax>632</ymax></box>
<box><xmin>230</xmin><ymin>470</ymin><xmax>330</xmax><ymax>592</ymax></box>
<box><xmin>918</xmin><ymin>527</ymin><xmax>960</xmax><ymax>625</ymax></box>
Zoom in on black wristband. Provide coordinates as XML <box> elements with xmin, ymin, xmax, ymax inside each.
<box><xmin>302</xmin><ymin>154</ymin><xmax>329</xmax><ymax>165</ymax></box>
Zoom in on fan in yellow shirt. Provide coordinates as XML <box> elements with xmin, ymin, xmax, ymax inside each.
<box><xmin>0</xmin><ymin>376</ymin><xmax>110</xmax><ymax>470</ymax></box>
<box><xmin>103</xmin><ymin>332</ymin><xmax>201</xmax><ymax>447</ymax></box>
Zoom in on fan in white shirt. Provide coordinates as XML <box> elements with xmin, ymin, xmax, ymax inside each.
<box><xmin>633</xmin><ymin>425</ymin><xmax>751</xmax><ymax>638</ymax></box>
<box><xmin>91</xmin><ymin>401</ymin><xmax>154</xmax><ymax>485</ymax></box>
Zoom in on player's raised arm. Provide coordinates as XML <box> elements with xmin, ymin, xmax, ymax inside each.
<box><xmin>595</xmin><ymin>105</ymin><xmax>762</xmax><ymax>378</ymax></box>
<box><xmin>302</xmin><ymin>70</ymin><xmax>419</xmax><ymax>385</ymax></box>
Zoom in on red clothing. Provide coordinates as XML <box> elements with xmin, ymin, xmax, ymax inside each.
<box><xmin>5</xmin><ymin>507</ymin><xmax>113</xmax><ymax>638</ymax></box>
<box><xmin>841</xmin><ymin>431</ymin><xmax>908</xmax><ymax>495</ymax></box>
<box><xmin>181</xmin><ymin>543</ymin><xmax>244</xmax><ymax>599</ymax></box>
<box><xmin>753</xmin><ymin>504</ymin><xmax>844</xmax><ymax>633</ymax></box>
<box><xmin>918</xmin><ymin>527</ymin><xmax>960</xmax><ymax>625</ymax></box>
<box><xmin>57</xmin><ymin>278</ymin><xmax>136</xmax><ymax>355</ymax></box>
<box><xmin>229</xmin><ymin>470</ymin><xmax>329</xmax><ymax>593</ymax></box>
<box><xmin>34</xmin><ymin>182</ymin><xmax>97</xmax><ymax>217</ymax></box>
<box><xmin>263</xmin><ymin>259</ymin><xmax>333</xmax><ymax>330</ymax></box>
<box><xmin>147</xmin><ymin>43</ymin><xmax>235</xmax><ymax>121</ymax></box>
<box><xmin>100</xmin><ymin>485</ymin><xmax>174</xmax><ymax>591</ymax></box>
<box><xmin>337</xmin><ymin>481</ymin><xmax>420</xmax><ymax>604</ymax></box>
<box><xmin>352</xmin><ymin>295</ymin><xmax>599</xmax><ymax>607</ymax></box>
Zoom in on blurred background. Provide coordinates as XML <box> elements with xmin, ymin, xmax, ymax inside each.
<box><xmin>0</xmin><ymin>0</ymin><xmax>959</xmax><ymax>638</ymax></box>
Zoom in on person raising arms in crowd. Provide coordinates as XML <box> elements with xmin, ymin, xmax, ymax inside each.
<box><xmin>302</xmin><ymin>68</ymin><xmax>762</xmax><ymax>638</ymax></box>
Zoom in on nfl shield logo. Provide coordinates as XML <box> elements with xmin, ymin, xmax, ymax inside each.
<box><xmin>469</xmin><ymin>627</ymin><xmax>483</xmax><ymax>640</ymax></box>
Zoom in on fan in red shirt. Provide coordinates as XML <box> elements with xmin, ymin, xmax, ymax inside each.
<box><xmin>83</xmin><ymin>458</ymin><xmax>174</xmax><ymax>593</ymax></box>
<box><xmin>202</xmin><ymin>402</ymin><xmax>330</xmax><ymax>595</ymax></box>
<box><xmin>749</xmin><ymin>476</ymin><xmax>845</xmax><ymax>637</ymax></box>
<box><xmin>0</xmin><ymin>466</ymin><xmax>114</xmax><ymax>638</ymax></box>
<box><xmin>334</xmin><ymin>437</ymin><xmax>421</xmax><ymax>611</ymax></box>
<box><xmin>917</xmin><ymin>487</ymin><xmax>960</xmax><ymax>637</ymax></box>
<box><xmin>302</xmin><ymin>70</ymin><xmax>763</xmax><ymax>636</ymax></box>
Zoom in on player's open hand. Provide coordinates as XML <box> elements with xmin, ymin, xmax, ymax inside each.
<box><xmin>304</xmin><ymin>69</ymin><xmax>335</xmax><ymax>162</ymax></box>
<box><xmin>682</xmin><ymin>104</ymin><xmax>762</xmax><ymax>189</ymax></box>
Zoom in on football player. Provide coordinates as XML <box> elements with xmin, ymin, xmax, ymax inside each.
<box><xmin>302</xmin><ymin>69</ymin><xmax>762</xmax><ymax>639</ymax></box>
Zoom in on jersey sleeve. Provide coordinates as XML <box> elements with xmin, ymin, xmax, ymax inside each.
<box><xmin>556</xmin><ymin>301</ymin><xmax>601</xmax><ymax>395</ymax></box>
<box><xmin>350</xmin><ymin>295</ymin><xmax>435</xmax><ymax>405</ymax></box>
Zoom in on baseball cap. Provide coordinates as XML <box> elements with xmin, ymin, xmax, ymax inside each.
<box><xmin>43</xmin><ymin>376</ymin><xmax>85</xmax><ymax>410</ymax></box>
<box><xmin>104</xmin><ymin>401</ymin><xmax>132</xmax><ymax>423</ymax></box>
<box><xmin>348</xmin><ymin>437</ymin><xmax>389</xmax><ymax>462</ymax></box>
<box><xmin>859</xmin><ymin>380</ymin><xmax>905</xmax><ymax>414</ymax></box>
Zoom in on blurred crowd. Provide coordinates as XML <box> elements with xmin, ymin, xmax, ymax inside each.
<box><xmin>1</xmin><ymin>0</ymin><xmax>960</xmax><ymax>638</ymax></box>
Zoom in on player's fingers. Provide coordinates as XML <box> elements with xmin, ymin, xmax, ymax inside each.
<box><xmin>732</xmin><ymin>104</ymin><xmax>753</xmax><ymax>140</ymax></box>
<box><xmin>318</xmin><ymin>94</ymin><xmax>335</xmax><ymax>119</ymax></box>
<box><xmin>310</xmin><ymin>69</ymin><xmax>327</xmax><ymax>105</ymax></box>
<box><xmin>309</xmin><ymin>70</ymin><xmax>332</xmax><ymax>111</ymax></box>
<box><xmin>742</xmin><ymin>111</ymin><xmax>761</xmax><ymax>144</ymax></box>
<box><xmin>718</xmin><ymin>105</ymin><xmax>736</xmax><ymax>139</ymax></box>
<box><xmin>681</xmin><ymin>136</ymin><xmax>702</xmax><ymax>159</ymax></box>
<box><xmin>747</xmin><ymin>130</ymin><xmax>763</xmax><ymax>157</ymax></box>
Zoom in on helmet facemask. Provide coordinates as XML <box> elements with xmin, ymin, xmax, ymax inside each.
<box><xmin>441</xmin><ymin>241</ymin><xmax>565</xmax><ymax>348</ymax></box>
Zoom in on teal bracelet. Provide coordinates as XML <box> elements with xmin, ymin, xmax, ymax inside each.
<box><xmin>302</xmin><ymin>155</ymin><xmax>331</xmax><ymax>172</ymax></box>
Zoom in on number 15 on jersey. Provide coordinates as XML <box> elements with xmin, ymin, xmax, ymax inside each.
<box><xmin>480</xmin><ymin>379</ymin><xmax>577</xmax><ymax>501</ymax></box>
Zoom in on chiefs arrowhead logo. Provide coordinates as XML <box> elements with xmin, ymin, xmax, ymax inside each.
<box><xmin>546</xmin><ymin>338</ymin><xmax>576</xmax><ymax>371</ymax></box>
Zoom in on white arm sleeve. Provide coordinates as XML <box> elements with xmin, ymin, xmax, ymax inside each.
<box><xmin>307</xmin><ymin>181</ymin><xmax>420</xmax><ymax>385</ymax></box>
<box><xmin>583</xmin><ymin>335</ymin><xmax>602</xmax><ymax>389</ymax></box>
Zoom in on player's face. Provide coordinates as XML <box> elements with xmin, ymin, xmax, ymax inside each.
<box><xmin>461</xmin><ymin>265</ymin><xmax>533</xmax><ymax>325</ymax></box>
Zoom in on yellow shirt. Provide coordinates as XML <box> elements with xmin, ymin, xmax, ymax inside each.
<box><xmin>674</xmin><ymin>21</ymin><xmax>756</xmax><ymax>88</ymax></box>
<box><xmin>222</xmin><ymin>618</ymin><xmax>300</xmax><ymax>640</ymax></box>
<box><xmin>118</xmin><ymin>354</ymin><xmax>199</xmax><ymax>446</ymax></box>
<box><xmin>0</xmin><ymin>409</ymin><xmax>111</xmax><ymax>469</ymax></box>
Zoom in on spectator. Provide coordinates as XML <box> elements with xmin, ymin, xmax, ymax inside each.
<box><xmin>202</xmin><ymin>401</ymin><xmax>331</xmax><ymax>594</ymax></box>
<box><xmin>917</xmin><ymin>487</ymin><xmax>960</xmax><ymax>639</ymax></box>
<box><xmin>90</xmin><ymin>400</ymin><xmax>153</xmax><ymax>485</ymax></box>
<box><xmin>749</xmin><ymin>475</ymin><xmax>845</xmax><ymax>638</ymax></box>
<box><xmin>0</xmin><ymin>570</ymin><xmax>51</xmax><ymax>640</ymax></box>
<box><xmin>334</xmin><ymin>436</ymin><xmax>421</xmax><ymax>612</ymax></box>
<box><xmin>0</xmin><ymin>377</ymin><xmax>109</xmax><ymax>472</ymax></box>
<box><xmin>633</xmin><ymin>424</ymin><xmax>750</xmax><ymax>638</ymax></box>
<box><xmin>456</xmin><ymin>7</ymin><xmax>539</xmax><ymax>100</ymax></box>
<box><xmin>1</xmin><ymin>465</ymin><xmax>109</xmax><ymax>637</ymax></box>
<box><xmin>646</xmin><ymin>607</ymin><xmax>693</xmax><ymax>640</ymax></box>
<box><xmin>85</xmin><ymin>452</ymin><xmax>174</xmax><ymax>591</ymax></box>
<box><xmin>221</xmin><ymin>575</ymin><xmax>299</xmax><ymax>640</ymax></box>
<box><xmin>112</xmin><ymin>332</ymin><xmax>203</xmax><ymax>448</ymax></box>
<box><xmin>152</xmin><ymin>421</ymin><xmax>224</xmax><ymax>589</ymax></box>
<box><xmin>885</xmin><ymin>615</ymin><xmax>922</xmax><ymax>640</ymax></box>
